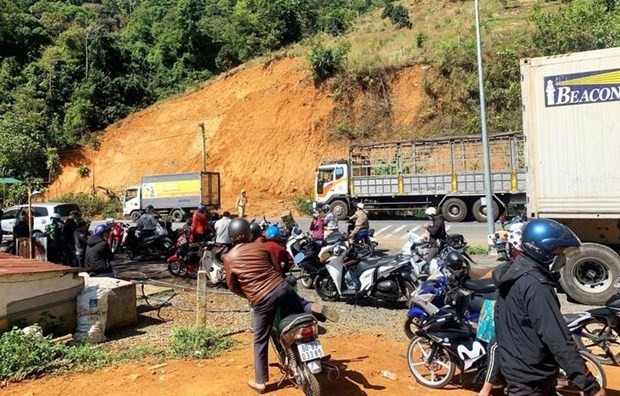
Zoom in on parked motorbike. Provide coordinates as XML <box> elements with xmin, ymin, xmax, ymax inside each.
<box><xmin>123</xmin><ymin>221</ymin><xmax>175</xmax><ymax>260</ymax></box>
<box><xmin>487</xmin><ymin>213</ymin><xmax>527</xmax><ymax>261</ymax></box>
<box><xmin>406</xmin><ymin>298</ymin><xmax>607</xmax><ymax>392</ymax></box>
<box><xmin>167</xmin><ymin>227</ymin><xmax>201</xmax><ymax>278</ymax></box>
<box><xmin>403</xmin><ymin>274</ymin><xmax>495</xmax><ymax>339</ymax></box>
<box><xmin>313</xmin><ymin>240</ymin><xmax>416</xmax><ymax>305</ymax></box>
<box><xmin>270</xmin><ymin>275</ymin><xmax>339</xmax><ymax>395</ymax></box>
<box><xmin>286</xmin><ymin>229</ymin><xmax>345</xmax><ymax>289</ymax></box>
<box><xmin>565</xmin><ymin>285</ymin><xmax>620</xmax><ymax>365</ymax></box>
<box><xmin>402</xmin><ymin>228</ymin><xmax>474</xmax><ymax>281</ymax></box>
<box><xmin>201</xmin><ymin>241</ymin><xmax>229</xmax><ymax>287</ymax></box>
<box><xmin>105</xmin><ymin>219</ymin><xmax>128</xmax><ymax>255</ymax></box>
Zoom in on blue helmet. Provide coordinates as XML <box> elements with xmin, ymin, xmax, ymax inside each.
<box><xmin>266</xmin><ymin>225</ymin><xmax>280</xmax><ymax>240</ymax></box>
<box><xmin>94</xmin><ymin>224</ymin><xmax>110</xmax><ymax>235</ymax></box>
<box><xmin>521</xmin><ymin>219</ymin><xmax>581</xmax><ymax>264</ymax></box>
<box><xmin>198</xmin><ymin>205</ymin><xmax>206</xmax><ymax>213</ymax></box>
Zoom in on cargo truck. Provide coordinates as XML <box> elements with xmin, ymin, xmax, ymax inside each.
<box><xmin>521</xmin><ymin>47</ymin><xmax>620</xmax><ymax>305</ymax></box>
<box><xmin>313</xmin><ymin>131</ymin><xmax>527</xmax><ymax>223</ymax></box>
<box><xmin>122</xmin><ymin>172</ymin><xmax>221</xmax><ymax>222</ymax></box>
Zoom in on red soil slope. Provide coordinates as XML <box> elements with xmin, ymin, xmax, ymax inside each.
<box><xmin>49</xmin><ymin>58</ymin><xmax>424</xmax><ymax>217</ymax></box>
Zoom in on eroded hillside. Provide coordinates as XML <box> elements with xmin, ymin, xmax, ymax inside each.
<box><xmin>49</xmin><ymin>58</ymin><xmax>426</xmax><ymax>216</ymax></box>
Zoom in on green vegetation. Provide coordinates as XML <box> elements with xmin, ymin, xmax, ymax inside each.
<box><xmin>468</xmin><ymin>246</ymin><xmax>489</xmax><ymax>255</ymax></box>
<box><xmin>170</xmin><ymin>325</ymin><xmax>233</xmax><ymax>358</ymax></box>
<box><xmin>51</xmin><ymin>192</ymin><xmax>122</xmax><ymax>218</ymax></box>
<box><xmin>292</xmin><ymin>195</ymin><xmax>314</xmax><ymax>215</ymax></box>
<box><xmin>1</xmin><ymin>0</ymin><xmax>619</xmax><ymax>196</ymax></box>
<box><xmin>0</xmin><ymin>325</ymin><xmax>232</xmax><ymax>382</ymax></box>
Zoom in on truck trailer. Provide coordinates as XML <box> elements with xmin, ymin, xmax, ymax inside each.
<box><xmin>521</xmin><ymin>47</ymin><xmax>620</xmax><ymax>305</ymax></box>
<box><xmin>314</xmin><ymin>132</ymin><xmax>527</xmax><ymax>222</ymax></box>
<box><xmin>122</xmin><ymin>172</ymin><xmax>221</xmax><ymax>222</ymax></box>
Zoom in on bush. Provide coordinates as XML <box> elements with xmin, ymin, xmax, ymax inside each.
<box><xmin>0</xmin><ymin>327</ymin><xmax>110</xmax><ymax>381</ymax></box>
<box><xmin>292</xmin><ymin>195</ymin><xmax>313</xmax><ymax>216</ymax></box>
<box><xmin>381</xmin><ymin>3</ymin><xmax>413</xmax><ymax>29</ymax></box>
<box><xmin>170</xmin><ymin>326</ymin><xmax>232</xmax><ymax>358</ymax></box>
<box><xmin>77</xmin><ymin>165</ymin><xmax>91</xmax><ymax>178</ymax></box>
<box><xmin>306</xmin><ymin>40</ymin><xmax>351</xmax><ymax>81</ymax></box>
<box><xmin>51</xmin><ymin>192</ymin><xmax>121</xmax><ymax>218</ymax></box>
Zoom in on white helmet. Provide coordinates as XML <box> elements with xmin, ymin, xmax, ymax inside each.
<box><xmin>356</xmin><ymin>203</ymin><xmax>364</xmax><ymax>209</ymax></box>
<box><xmin>425</xmin><ymin>207</ymin><xmax>437</xmax><ymax>216</ymax></box>
<box><xmin>507</xmin><ymin>229</ymin><xmax>523</xmax><ymax>251</ymax></box>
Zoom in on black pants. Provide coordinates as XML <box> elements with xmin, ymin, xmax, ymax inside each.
<box><xmin>251</xmin><ymin>282</ymin><xmax>304</xmax><ymax>383</ymax></box>
<box><xmin>504</xmin><ymin>377</ymin><xmax>556</xmax><ymax>396</ymax></box>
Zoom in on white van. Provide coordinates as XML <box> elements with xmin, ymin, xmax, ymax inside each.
<box><xmin>1</xmin><ymin>203</ymin><xmax>81</xmax><ymax>242</ymax></box>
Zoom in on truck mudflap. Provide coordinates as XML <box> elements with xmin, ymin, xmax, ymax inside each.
<box><xmin>560</xmin><ymin>243</ymin><xmax>620</xmax><ymax>306</ymax></box>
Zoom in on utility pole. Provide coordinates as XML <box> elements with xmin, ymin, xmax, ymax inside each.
<box><xmin>198</xmin><ymin>123</ymin><xmax>206</xmax><ymax>172</ymax></box>
<box><xmin>474</xmin><ymin>0</ymin><xmax>496</xmax><ymax>244</ymax></box>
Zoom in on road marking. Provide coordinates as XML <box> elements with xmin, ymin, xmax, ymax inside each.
<box><xmin>375</xmin><ymin>226</ymin><xmax>392</xmax><ymax>235</ymax></box>
<box><xmin>393</xmin><ymin>225</ymin><xmax>407</xmax><ymax>233</ymax></box>
<box><xmin>384</xmin><ymin>233</ymin><xmax>394</xmax><ymax>240</ymax></box>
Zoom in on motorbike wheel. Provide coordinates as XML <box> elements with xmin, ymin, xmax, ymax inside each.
<box><xmin>407</xmin><ymin>336</ymin><xmax>455</xmax><ymax>389</ymax></box>
<box><xmin>557</xmin><ymin>350</ymin><xmax>607</xmax><ymax>393</ymax></box>
<box><xmin>573</xmin><ymin>318</ymin><xmax>620</xmax><ymax>365</ymax></box>
<box><xmin>168</xmin><ymin>260</ymin><xmax>182</xmax><ymax>277</ymax></box>
<box><xmin>314</xmin><ymin>274</ymin><xmax>340</xmax><ymax>302</ymax></box>
<box><xmin>364</xmin><ymin>237</ymin><xmax>375</xmax><ymax>257</ymax></box>
<box><xmin>299</xmin><ymin>268</ymin><xmax>315</xmax><ymax>289</ymax></box>
<box><xmin>298</xmin><ymin>363</ymin><xmax>322</xmax><ymax>396</ymax></box>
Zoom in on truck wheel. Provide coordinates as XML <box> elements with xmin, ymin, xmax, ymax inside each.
<box><xmin>560</xmin><ymin>243</ymin><xmax>620</xmax><ymax>305</ymax></box>
<box><xmin>170</xmin><ymin>209</ymin><xmax>185</xmax><ymax>223</ymax></box>
<box><xmin>330</xmin><ymin>200</ymin><xmax>349</xmax><ymax>221</ymax></box>
<box><xmin>441</xmin><ymin>198</ymin><xmax>467</xmax><ymax>223</ymax></box>
<box><xmin>471</xmin><ymin>198</ymin><xmax>500</xmax><ymax>223</ymax></box>
<box><xmin>130</xmin><ymin>211</ymin><xmax>141</xmax><ymax>222</ymax></box>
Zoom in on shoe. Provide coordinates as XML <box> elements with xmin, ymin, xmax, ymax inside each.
<box><xmin>247</xmin><ymin>379</ymin><xmax>266</xmax><ymax>394</ymax></box>
<box><xmin>312</xmin><ymin>302</ymin><xmax>340</xmax><ymax>323</ymax></box>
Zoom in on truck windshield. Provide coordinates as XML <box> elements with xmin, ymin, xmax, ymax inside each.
<box><xmin>317</xmin><ymin>169</ymin><xmax>333</xmax><ymax>183</ymax></box>
<box><xmin>125</xmin><ymin>189</ymin><xmax>138</xmax><ymax>202</ymax></box>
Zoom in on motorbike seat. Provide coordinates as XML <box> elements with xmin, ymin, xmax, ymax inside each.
<box><xmin>325</xmin><ymin>232</ymin><xmax>342</xmax><ymax>245</ymax></box>
<box><xmin>278</xmin><ymin>313</ymin><xmax>317</xmax><ymax>333</ymax></box>
<box><xmin>142</xmin><ymin>235</ymin><xmax>161</xmax><ymax>243</ymax></box>
<box><xmin>355</xmin><ymin>258</ymin><xmax>388</xmax><ymax>274</ymax></box>
<box><xmin>463</xmin><ymin>278</ymin><xmax>496</xmax><ymax>294</ymax></box>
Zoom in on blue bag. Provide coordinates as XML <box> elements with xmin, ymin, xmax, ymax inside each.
<box><xmin>476</xmin><ymin>299</ymin><xmax>496</xmax><ymax>343</ymax></box>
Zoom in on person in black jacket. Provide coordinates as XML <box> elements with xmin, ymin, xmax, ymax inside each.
<box><xmin>73</xmin><ymin>220</ymin><xmax>89</xmax><ymax>267</ymax></box>
<box><xmin>492</xmin><ymin>219</ymin><xmax>604</xmax><ymax>396</ymax></box>
<box><xmin>85</xmin><ymin>224</ymin><xmax>114</xmax><ymax>276</ymax></box>
<box><xmin>422</xmin><ymin>206</ymin><xmax>447</xmax><ymax>264</ymax></box>
<box><xmin>62</xmin><ymin>210</ymin><xmax>81</xmax><ymax>265</ymax></box>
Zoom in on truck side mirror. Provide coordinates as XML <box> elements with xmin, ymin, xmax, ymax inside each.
<box><xmin>317</xmin><ymin>181</ymin><xmax>324</xmax><ymax>194</ymax></box>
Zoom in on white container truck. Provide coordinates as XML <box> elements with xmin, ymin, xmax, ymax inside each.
<box><xmin>122</xmin><ymin>172</ymin><xmax>221</xmax><ymax>222</ymax></box>
<box><xmin>521</xmin><ymin>47</ymin><xmax>620</xmax><ymax>305</ymax></box>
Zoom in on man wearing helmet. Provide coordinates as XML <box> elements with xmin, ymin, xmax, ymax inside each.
<box><xmin>85</xmin><ymin>224</ymin><xmax>114</xmax><ymax>276</ymax></box>
<box><xmin>348</xmin><ymin>202</ymin><xmax>369</xmax><ymax>245</ymax></box>
<box><xmin>422</xmin><ymin>207</ymin><xmax>447</xmax><ymax>265</ymax></box>
<box><xmin>224</xmin><ymin>218</ymin><xmax>336</xmax><ymax>393</ymax></box>
<box><xmin>492</xmin><ymin>219</ymin><xmax>603</xmax><ymax>396</ymax></box>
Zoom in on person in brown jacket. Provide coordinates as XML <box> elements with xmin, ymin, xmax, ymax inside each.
<box><xmin>224</xmin><ymin>217</ymin><xmax>304</xmax><ymax>394</ymax></box>
<box><xmin>348</xmin><ymin>202</ymin><xmax>369</xmax><ymax>245</ymax></box>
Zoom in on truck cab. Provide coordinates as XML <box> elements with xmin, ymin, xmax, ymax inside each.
<box><xmin>314</xmin><ymin>160</ymin><xmax>350</xmax><ymax>218</ymax></box>
<box><xmin>122</xmin><ymin>186</ymin><xmax>141</xmax><ymax>221</ymax></box>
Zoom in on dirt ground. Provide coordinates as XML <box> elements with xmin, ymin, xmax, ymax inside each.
<box><xmin>46</xmin><ymin>57</ymin><xmax>427</xmax><ymax>218</ymax></box>
<box><xmin>5</xmin><ymin>330</ymin><xmax>620</xmax><ymax>396</ymax></box>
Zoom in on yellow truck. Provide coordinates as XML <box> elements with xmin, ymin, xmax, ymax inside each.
<box><xmin>122</xmin><ymin>172</ymin><xmax>220</xmax><ymax>222</ymax></box>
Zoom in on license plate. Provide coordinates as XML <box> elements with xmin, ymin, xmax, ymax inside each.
<box><xmin>297</xmin><ymin>340</ymin><xmax>324</xmax><ymax>362</ymax></box>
